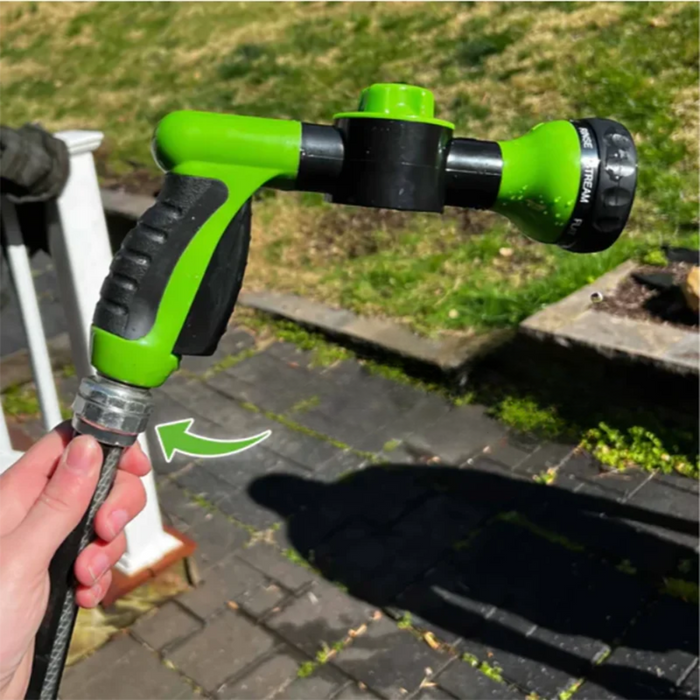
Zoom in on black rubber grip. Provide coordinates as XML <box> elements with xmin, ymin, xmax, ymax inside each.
<box><xmin>173</xmin><ymin>198</ymin><xmax>251</xmax><ymax>356</ymax></box>
<box><xmin>94</xmin><ymin>173</ymin><xmax>229</xmax><ymax>341</ymax></box>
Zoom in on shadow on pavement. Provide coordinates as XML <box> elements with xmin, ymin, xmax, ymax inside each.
<box><xmin>249</xmin><ymin>464</ymin><xmax>699</xmax><ymax>699</ymax></box>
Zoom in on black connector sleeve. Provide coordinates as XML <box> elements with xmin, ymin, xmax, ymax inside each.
<box><xmin>444</xmin><ymin>138</ymin><xmax>503</xmax><ymax>210</ymax></box>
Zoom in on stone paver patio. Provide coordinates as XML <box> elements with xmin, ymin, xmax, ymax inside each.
<box><xmin>42</xmin><ymin>327</ymin><xmax>700</xmax><ymax>699</ymax></box>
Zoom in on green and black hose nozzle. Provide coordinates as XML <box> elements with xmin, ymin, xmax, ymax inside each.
<box><xmin>29</xmin><ymin>83</ymin><xmax>637</xmax><ymax>699</ymax></box>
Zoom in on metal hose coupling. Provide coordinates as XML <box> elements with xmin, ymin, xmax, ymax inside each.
<box><xmin>72</xmin><ymin>374</ymin><xmax>153</xmax><ymax>447</ymax></box>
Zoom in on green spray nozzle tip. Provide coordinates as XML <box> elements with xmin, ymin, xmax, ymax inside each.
<box><xmin>334</xmin><ymin>83</ymin><xmax>454</xmax><ymax>129</ymax></box>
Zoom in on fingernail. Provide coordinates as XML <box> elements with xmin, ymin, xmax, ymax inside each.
<box><xmin>108</xmin><ymin>509</ymin><xmax>129</xmax><ymax>538</ymax></box>
<box><xmin>88</xmin><ymin>552</ymin><xmax>110</xmax><ymax>583</ymax></box>
<box><xmin>65</xmin><ymin>437</ymin><xmax>98</xmax><ymax>474</ymax></box>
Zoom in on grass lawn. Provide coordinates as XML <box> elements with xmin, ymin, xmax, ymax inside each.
<box><xmin>1</xmin><ymin>2</ymin><xmax>698</xmax><ymax>337</ymax></box>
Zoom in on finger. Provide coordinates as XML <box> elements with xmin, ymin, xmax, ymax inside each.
<box><xmin>119</xmin><ymin>442</ymin><xmax>151</xmax><ymax>478</ymax></box>
<box><xmin>76</xmin><ymin>569</ymin><xmax>113</xmax><ymax>609</ymax></box>
<box><xmin>0</xmin><ymin>422</ymin><xmax>73</xmax><ymax>535</ymax></box>
<box><xmin>93</xmin><ymin>470</ymin><xmax>147</xmax><ymax>542</ymax></box>
<box><xmin>11</xmin><ymin>435</ymin><xmax>102</xmax><ymax>567</ymax></box>
<box><xmin>74</xmin><ymin>532</ymin><xmax>126</xmax><ymax>587</ymax></box>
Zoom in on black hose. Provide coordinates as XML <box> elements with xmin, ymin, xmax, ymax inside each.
<box><xmin>27</xmin><ymin>442</ymin><xmax>124</xmax><ymax>700</ymax></box>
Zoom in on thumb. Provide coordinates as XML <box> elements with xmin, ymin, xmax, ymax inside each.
<box><xmin>12</xmin><ymin>435</ymin><xmax>102</xmax><ymax>568</ymax></box>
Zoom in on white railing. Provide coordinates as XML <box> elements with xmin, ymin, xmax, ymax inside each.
<box><xmin>0</xmin><ymin>130</ymin><xmax>180</xmax><ymax>576</ymax></box>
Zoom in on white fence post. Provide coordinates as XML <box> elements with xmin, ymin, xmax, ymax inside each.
<box><xmin>1</xmin><ymin>199</ymin><xmax>63</xmax><ymax>433</ymax></box>
<box><xmin>0</xmin><ymin>405</ymin><xmax>24</xmax><ymax>471</ymax></box>
<box><xmin>53</xmin><ymin>130</ymin><xmax>181</xmax><ymax>575</ymax></box>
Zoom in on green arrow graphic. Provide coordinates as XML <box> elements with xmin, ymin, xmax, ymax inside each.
<box><xmin>155</xmin><ymin>418</ymin><xmax>271</xmax><ymax>462</ymax></box>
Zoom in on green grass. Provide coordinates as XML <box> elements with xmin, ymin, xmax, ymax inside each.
<box><xmin>1</xmin><ymin>2</ymin><xmax>696</xmax><ymax>335</ymax></box>
<box><xmin>582</xmin><ymin>423</ymin><xmax>697</xmax><ymax>477</ymax></box>
<box><xmin>397</xmin><ymin>612</ymin><xmax>413</xmax><ymax>630</ymax></box>
<box><xmin>296</xmin><ymin>661</ymin><xmax>317</xmax><ymax>678</ymax></box>
<box><xmin>2</xmin><ymin>384</ymin><xmax>40</xmax><ymax>418</ymax></box>
<box><xmin>499</xmin><ymin>511</ymin><xmax>586</xmax><ymax>552</ymax></box>
<box><xmin>474</xmin><ymin>363</ymin><xmax>699</xmax><ymax>478</ymax></box>
<box><xmin>662</xmin><ymin>577</ymin><xmax>700</xmax><ymax>605</ymax></box>
<box><xmin>640</xmin><ymin>249</ymin><xmax>669</xmax><ymax>267</ymax></box>
<box><xmin>461</xmin><ymin>653</ymin><xmax>504</xmax><ymax>683</ymax></box>
<box><xmin>494</xmin><ymin>396</ymin><xmax>567</xmax><ymax>440</ymax></box>
<box><xmin>204</xmin><ymin>348</ymin><xmax>258</xmax><ymax>378</ymax></box>
<box><xmin>383</xmin><ymin>439</ymin><xmax>402</xmax><ymax>453</ymax></box>
<box><xmin>289</xmin><ymin>396</ymin><xmax>321</xmax><ymax>414</ymax></box>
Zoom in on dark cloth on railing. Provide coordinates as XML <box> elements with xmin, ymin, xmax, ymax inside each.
<box><xmin>0</xmin><ymin>124</ymin><xmax>70</xmax><ymax>255</ymax></box>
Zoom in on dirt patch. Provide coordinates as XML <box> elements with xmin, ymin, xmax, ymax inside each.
<box><xmin>94</xmin><ymin>148</ymin><xmax>162</xmax><ymax>197</ymax></box>
<box><xmin>593</xmin><ymin>262</ymin><xmax>699</xmax><ymax>331</ymax></box>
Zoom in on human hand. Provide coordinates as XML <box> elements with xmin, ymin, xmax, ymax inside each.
<box><xmin>0</xmin><ymin>423</ymin><xmax>150</xmax><ymax>700</ymax></box>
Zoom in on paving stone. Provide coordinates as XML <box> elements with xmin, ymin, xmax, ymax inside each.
<box><xmin>263</xmin><ymin>340</ymin><xmax>314</xmax><ymax>369</ymax></box>
<box><xmin>167</xmin><ymin>610</ymin><xmax>275</xmax><ymax>692</ymax></box>
<box><xmin>218</xmin><ymin>462</ymin><xmax>316</xmax><ymax>531</ymax></box>
<box><xmin>61</xmin><ymin>635</ymin><xmax>194</xmax><ymax>699</ymax></box>
<box><xmin>553</xmin><ymin>451</ymin><xmax>602</xmax><ymax>492</ymax></box>
<box><xmin>217</xmin><ymin>651</ymin><xmax>300</xmax><ymax>699</ymax></box>
<box><xmin>312</xmin><ymin>522</ymin><xmax>446</xmax><ymax>608</ymax></box>
<box><xmin>131</xmin><ymin>601</ymin><xmax>201</xmax><ymax>651</ymax></box>
<box><xmin>555</xmin><ymin>452</ymin><xmax>652</xmax><ymax>500</ymax></box>
<box><xmin>357</xmin><ymin>472</ymin><xmax>427</xmax><ymax>526</ymax></box>
<box><xmin>513</xmin><ymin>441</ymin><xmax>575</xmax><ymax>477</ymax></box>
<box><xmin>180</xmin><ymin>328</ymin><xmax>256</xmax><ymax>375</ymax></box>
<box><xmin>269</xmin><ymin>477</ymin><xmax>364</xmax><ymax>553</ymax></box>
<box><xmin>209</xmin><ymin>370</ymin><xmax>306</xmax><ymax>415</ymax></box>
<box><xmin>217</xmin><ymin>491</ymin><xmax>283</xmax><ymax>530</ymax></box>
<box><xmin>623</xmin><ymin>476</ymin><xmax>699</xmax><ymax>549</ymax></box>
<box><xmin>322</xmin><ymin>359</ymin><xmax>370</xmax><ymax>388</ymax></box>
<box><xmin>314</xmin><ymin>450</ymin><xmax>369</xmax><ymax>482</ymax></box>
<box><xmin>162</xmin><ymin>377</ymin><xmax>273</xmax><ymax>434</ymax></box>
<box><xmin>157</xmin><ymin>480</ymin><xmax>213</xmax><ymax>531</ymax></box>
<box><xmin>225</xmin><ymin>354</ymin><xmax>334</xmax><ymax>411</ymax></box>
<box><xmin>334</xmin><ymin>682</ymin><xmax>383</xmax><ymax>699</ymax></box>
<box><xmin>280</xmin><ymin>663</ymin><xmax>347</xmax><ymax>699</ymax></box>
<box><xmin>377</xmin><ymin>393</ymin><xmax>452</xmax><ymax>443</ymax></box>
<box><xmin>203</xmin><ymin>446</ymin><xmax>307</xmax><ymax>491</ymax></box>
<box><xmin>178</xmin><ymin>556</ymin><xmax>267</xmax><ymax>620</ymax></box>
<box><xmin>238</xmin><ymin>581</ymin><xmax>288</xmax><ymax>619</ymax></box>
<box><xmin>450</xmin><ymin>521</ymin><xmax>652</xmax><ymax>698</ymax></box>
<box><xmin>61</xmin><ymin>634</ymin><xmax>134</xmax><ymax>692</ymax></box>
<box><xmin>150</xmin><ymin>391</ymin><xmax>202</xmax><ymax>475</ymax></box>
<box><xmin>575</xmin><ymin>679</ymin><xmax>625</xmax><ymax>700</ymax></box>
<box><xmin>186</xmin><ymin>510</ymin><xmax>251</xmax><ymax>571</ymax></box>
<box><xmin>393</xmin><ymin>494</ymin><xmax>488</xmax><ymax>552</ymax></box>
<box><xmin>302</xmin><ymin>377</ymin><xmax>411</xmax><ymax>438</ymax></box>
<box><xmin>677</xmin><ymin>661</ymin><xmax>699</xmax><ymax>699</ymax></box>
<box><xmin>395</xmin><ymin>563</ymin><xmax>497</xmax><ymax>645</ymax></box>
<box><xmin>656</xmin><ymin>472</ymin><xmax>700</xmax><ymax>495</ymax></box>
<box><xmin>266</xmin><ymin>579</ymin><xmax>378</xmax><ymax>656</ymax></box>
<box><xmin>414</xmin><ymin>687</ymin><xmax>458</xmax><ymax>700</ymax></box>
<box><xmin>331</xmin><ymin>617</ymin><xmax>448</xmax><ymax>700</ymax></box>
<box><xmin>174</xmin><ymin>463</ymin><xmax>237</xmax><ymax>507</ymax></box>
<box><xmin>462</xmin><ymin>452</ymin><xmax>531</xmax><ymax>482</ymax></box>
<box><xmin>520</xmin><ymin>479</ymin><xmax>687</xmax><ymax>576</ymax></box>
<box><xmin>403</xmin><ymin>406</ymin><xmax>507</xmax><ymax>466</ymax></box>
<box><xmin>226</xmin><ymin>353</ymin><xmax>308</xmax><ymax>384</ymax></box>
<box><xmin>264</xmin><ymin>424</ymin><xmax>341</xmax><ymax>472</ymax></box>
<box><xmin>375</xmin><ymin>441</ymin><xmax>421</xmax><ymax>466</ymax></box>
<box><xmin>293</xmin><ymin>410</ymin><xmax>392</xmax><ymax>453</ymax></box>
<box><xmin>436</xmin><ymin>659</ymin><xmax>524</xmax><ymax>699</ymax></box>
<box><xmin>457</xmin><ymin>606</ymin><xmax>580</xmax><ymax>699</ymax></box>
<box><xmin>238</xmin><ymin>543</ymin><xmax>318</xmax><ymax>591</ymax></box>
<box><xmin>481</xmin><ymin>432</ymin><xmax>540</xmax><ymax>470</ymax></box>
<box><xmin>586</xmin><ymin>596</ymin><xmax>699</xmax><ymax>699</ymax></box>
